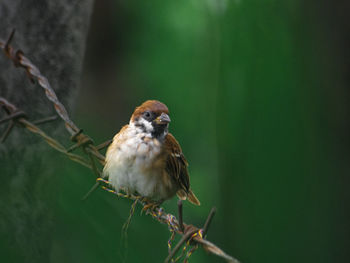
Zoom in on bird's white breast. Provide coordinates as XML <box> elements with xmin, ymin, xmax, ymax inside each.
<box><xmin>103</xmin><ymin>122</ymin><xmax>169</xmax><ymax>200</ymax></box>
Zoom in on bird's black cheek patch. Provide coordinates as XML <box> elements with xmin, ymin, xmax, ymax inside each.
<box><xmin>151</xmin><ymin>124</ymin><xmax>168</xmax><ymax>140</ymax></box>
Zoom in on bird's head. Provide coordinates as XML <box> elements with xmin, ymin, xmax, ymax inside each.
<box><xmin>130</xmin><ymin>100</ymin><xmax>171</xmax><ymax>139</ymax></box>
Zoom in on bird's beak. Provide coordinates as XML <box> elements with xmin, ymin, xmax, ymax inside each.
<box><xmin>155</xmin><ymin>113</ymin><xmax>171</xmax><ymax>125</ymax></box>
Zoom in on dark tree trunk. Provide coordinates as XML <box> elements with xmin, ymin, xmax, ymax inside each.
<box><xmin>0</xmin><ymin>1</ymin><xmax>93</xmax><ymax>261</ymax></box>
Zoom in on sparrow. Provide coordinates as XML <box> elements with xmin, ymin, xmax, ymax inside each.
<box><xmin>103</xmin><ymin>100</ymin><xmax>200</xmax><ymax>207</ymax></box>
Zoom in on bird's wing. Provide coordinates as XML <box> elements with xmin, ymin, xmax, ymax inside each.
<box><xmin>164</xmin><ymin>133</ymin><xmax>190</xmax><ymax>192</ymax></box>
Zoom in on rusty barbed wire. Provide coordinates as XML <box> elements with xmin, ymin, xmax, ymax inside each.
<box><xmin>0</xmin><ymin>30</ymin><xmax>105</xmax><ymax>167</ymax></box>
<box><xmin>0</xmin><ymin>98</ymin><xmax>93</xmax><ymax>169</ymax></box>
<box><xmin>1</xmin><ymin>30</ymin><xmax>78</xmax><ymax>135</ymax></box>
<box><xmin>0</xmin><ymin>30</ymin><xmax>240</xmax><ymax>263</ymax></box>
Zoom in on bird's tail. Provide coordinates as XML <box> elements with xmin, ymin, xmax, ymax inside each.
<box><xmin>177</xmin><ymin>189</ymin><xmax>200</xmax><ymax>205</ymax></box>
<box><xmin>187</xmin><ymin>189</ymin><xmax>200</xmax><ymax>205</ymax></box>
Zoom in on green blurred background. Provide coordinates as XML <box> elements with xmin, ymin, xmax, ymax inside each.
<box><xmin>50</xmin><ymin>0</ymin><xmax>349</xmax><ymax>262</ymax></box>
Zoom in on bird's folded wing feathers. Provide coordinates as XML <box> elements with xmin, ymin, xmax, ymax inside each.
<box><xmin>164</xmin><ymin>133</ymin><xmax>190</xmax><ymax>191</ymax></box>
<box><xmin>165</xmin><ymin>133</ymin><xmax>200</xmax><ymax>205</ymax></box>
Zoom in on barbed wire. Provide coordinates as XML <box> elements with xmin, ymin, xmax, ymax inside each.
<box><xmin>0</xmin><ymin>30</ymin><xmax>240</xmax><ymax>263</ymax></box>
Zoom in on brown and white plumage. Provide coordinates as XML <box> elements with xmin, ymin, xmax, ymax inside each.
<box><xmin>103</xmin><ymin>100</ymin><xmax>200</xmax><ymax>205</ymax></box>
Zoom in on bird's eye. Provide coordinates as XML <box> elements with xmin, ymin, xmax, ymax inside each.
<box><xmin>143</xmin><ymin>111</ymin><xmax>151</xmax><ymax>119</ymax></box>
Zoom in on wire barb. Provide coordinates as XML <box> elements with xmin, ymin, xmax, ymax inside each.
<box><xmin>0</xmin><ymin>121</ymin><xmax>14</xmax><ymax>142</ymax></box>
<box><xmin>0</xmin><ymin>110</ymin><xmax>27</xmax><ymax>124</ymax></box>
<box><xmin>4</xmin><ymin>29</ymin><xmax>15</xmax><ymax>52</ymax></box>
<box><xmin>202</xmin><ymin>207</ymin><xmax>216</xmax><ymax>237</ymax></box>
<box><xmin>32</xmin><ymin>115</ymin><xmax>58</xmax><ymax>125</ymax></box>
<box><xmin>96</xmin><ymin>139</ymin><xmax>112</xmax><ymax>150</ymax></box>
<box><xmin>177</xmin><ymin>200</ymin><xmax>184</xmax><ymax>233</ymax></box>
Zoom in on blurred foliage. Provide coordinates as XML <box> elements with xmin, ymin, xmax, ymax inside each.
<box><xmin>5</xmin><ymin>0</ymin><xmax>345</xmax><ymax>263</ymax></box>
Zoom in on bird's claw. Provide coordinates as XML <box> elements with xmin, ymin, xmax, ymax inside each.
<box><xmin>141</xmin><ymin>198</ymin><xmax>160</xmax><ymax>213</ymax></box>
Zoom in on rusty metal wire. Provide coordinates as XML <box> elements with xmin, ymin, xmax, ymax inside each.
<box><xmin>0</xmin><ymin>31</ymin><xmax>240</xmax><ymax>263</ymax></box>
<box><xmin>0</xmin><ymin>98</ymin><xmax>93</xmax><ymax>169</ymax></box>
<box><xmin>0</xmin><ymin>30</ymin><xmax>105</xmax><ymax>167</ymax></box>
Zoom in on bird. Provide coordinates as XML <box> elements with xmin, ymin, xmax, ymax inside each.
<box><xmin>103</xmin><ymin>100</ymin><xmax>200</xmax><ymax>209</ymax></box>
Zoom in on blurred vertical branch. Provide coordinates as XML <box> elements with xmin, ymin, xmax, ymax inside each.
<box><xmin>0</xmin><ymin>0</ymin><xmax>93</xmax><ymax>261</ymax></box>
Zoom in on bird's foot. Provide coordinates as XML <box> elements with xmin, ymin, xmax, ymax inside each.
<box><xmin>141</xmin><ymin>198</ymin><xmax>160</xmax><ymax>213</ymax></box>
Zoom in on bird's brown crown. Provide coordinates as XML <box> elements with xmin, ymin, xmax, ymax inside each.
<box><xmin>131</xmin><ymin>100</ymin><xmax>169</xmax><ymax>121</ymax></box>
